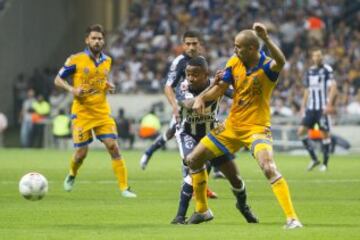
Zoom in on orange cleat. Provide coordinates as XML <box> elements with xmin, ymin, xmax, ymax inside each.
<box><xmin>207</xmin><ymin>188</ymin><xmax>218</xmax><ymax>199</ymax></box>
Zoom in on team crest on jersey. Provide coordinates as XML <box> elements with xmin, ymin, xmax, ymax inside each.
<box><xmin>184</xmin><ymin>139</ymin><xmax>194</xmax><ymax>149</ymax></box>
<box><xmin>104</xmin><ymin>69</ymin><xmax>109</xmax><ymax>75</ymax></box>
<box><xmin>83</xmin><ymin>67</ymin><xmax>90</xmax><ymax>74</ymax></box>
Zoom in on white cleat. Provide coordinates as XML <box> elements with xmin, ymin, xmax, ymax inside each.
<box><xmin>284</xmin><ymin>219</ymin><xmax>303</xmax><ymax>229</ymax></box>
<box><xmin>140</xmin><ymin>154</ymin><xmax>150</xmax><ymax>170</ymax></box>
<box><xmin>121</xmin><ymin>188</ymin><xmax>137</xmax><ymax>198</ymax></box>
<box><xmin>319</xmin><ymin>164</ymin><xmax>328</xmax><ymax>172</ymax></box>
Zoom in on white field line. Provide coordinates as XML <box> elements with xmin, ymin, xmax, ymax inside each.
<box><xmin>2</xmin><ymin>179</ymin><xmax>360</xmax><ymax>185</ymax></box>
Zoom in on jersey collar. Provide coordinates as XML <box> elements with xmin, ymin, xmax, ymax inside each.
<box><xmin>84</xmin><ymin>48</ymin><xmax>107</xmax><ymax>66</ymax></box>
<box><xmin>246</xmin><ymin>51</ymin><xmax>266</xmax><ymax>76</ymax></box>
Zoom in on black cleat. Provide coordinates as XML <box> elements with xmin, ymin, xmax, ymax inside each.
<box><xmin>236</xmin><ymin>203</ymin><xmax>259</xmax><ymax>223</ymax></box>
<box><xmin>187</xmin><ymin>210</ymin><xmax>214</xmax><ymax>224</ymax></box>
<box><xmin>170</xmin><ymin>216</ymin><xmax>186</xmax><ymax>224</ymax></box>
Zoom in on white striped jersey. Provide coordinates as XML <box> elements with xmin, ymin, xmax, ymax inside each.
<box><xmin>175</xmin><ymin>80</ymin><xmax>220</xmax><ymax>138</ymax></box>
<box><xmin>304</xmin><ymin>64</ymin><xmax>335</xmax><ymax>111</ymax></box>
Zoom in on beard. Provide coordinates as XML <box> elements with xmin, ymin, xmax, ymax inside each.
<box><xmin>89</xmin><ymin>44</ymin><xmax>103</xmax><ymax>55</ymax></box>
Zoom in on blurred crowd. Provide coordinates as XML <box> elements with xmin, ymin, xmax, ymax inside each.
<box><xmin>10</xmin><ymin>0</ymin><xmax>360</xmax><ymax>147</ymax></box>
<box><xmin>107</xmin><ymin>0</ymin><xmax>360</xmax><ymax>117</ymax></box>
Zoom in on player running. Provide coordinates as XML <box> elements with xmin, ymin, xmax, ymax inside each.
<box><xmin>54</xmin><ymin>24</ymin><xmax>136</xmax><ymax>198</ymax></box>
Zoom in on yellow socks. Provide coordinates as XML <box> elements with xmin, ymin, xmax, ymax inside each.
<box><xmin>192</xmin><ymin>169</ymin><xmax>208</xmax><ymax>213</ymax></box>
<box><xmin>69</xmin><ymin>157</ymin><xmax>83</xmax><ymax>176</ymax></box>
<box><xmin>112</xmin><ymin>159</ymin><xmax>128</xmax><ymax>191</ymax></box>
<box><xmin>271</xmin><ymin>177</ymin><xmax>298</xmax><ymax>220</ymax></box>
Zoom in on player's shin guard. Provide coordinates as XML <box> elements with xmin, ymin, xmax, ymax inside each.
<box><xmin>176</xmin><ymin>181</ymin><xmax>193</xmax><ymax>217</ymax></box>
<box><xmin>301</xmin><ymin>137</ymin><xmax>318</xmax><ymax>162</ymax></box>
<box><xmin>191</xmin><ymin>168</ymin><xmax>208</xmax><ymax>213</ymax></box>
<box><xmin>322</xmin><ymin>138</ymin><xmax>331</xmax><ymax>166</ymax></box>
<box><xmin>145</xmin><ymin>135</ymin><xmax>166</xmax><ymax>156</ymax></box>
<box><xmin>112</xmin><ymin>159</ymin><xmax>128</xmax><ymax>191</ymax></box>
<box><xmin>69</xmin><ymin>157</ymin><xmax>83</xmax><ymax>176</ymax></box>
<box><xmin>271</xmin><ymin>177</ymin><xmax>298</xmax><ymax>220</ymax></box>
<box><xmin>232</xmin><ymin>180</ymin><xmax>246</xmax><ymax>206</ymax></box>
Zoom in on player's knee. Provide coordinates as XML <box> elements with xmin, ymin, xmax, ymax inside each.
<box><xmin>107</xmin><ymin>141</ymin><xmax>119</xmax><ymax>152</ymax></box>
<box><xmin>185</xmin><ymin>154</ymin><xmax>201</xmax><ymax>170</ymax></box>
<box><xmin>261</xmin><ymin>160</ymin><xmax>278</xmax><ymax>180</ymax></box>
<box><xmin>75</xmin><ymin>148</ymin><xmax>87</xmax><ymax>162</ymax></box>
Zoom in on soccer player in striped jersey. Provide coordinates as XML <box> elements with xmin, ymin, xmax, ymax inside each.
<box><xmin>140</xmin><ymin>31</ymin><xmax>201</xmax><ymax>170</ymax></box>
<box><xmin>186</xmin><ymin>23</ymin><xmax>302</xmax><ymax>229</ymax></box>
<box><xmin>54</xmin><ymin>24</ymin><xmax>136</xmax><ymax>198</ymax></box>
<box><xmin>297</xmin><ymin>49</ymin><xmax>337</xmax><ymax>171</ymax></box>
<box><xmin>170</xmin><ymin>57</ymin><xmax>257</xmax><ymax>224</ymax></box>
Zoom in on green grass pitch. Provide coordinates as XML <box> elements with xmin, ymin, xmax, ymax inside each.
<box><xmin>0</xmin><ymin>149</ymin><xmax>359</xmax><ymax>240</ymax></box>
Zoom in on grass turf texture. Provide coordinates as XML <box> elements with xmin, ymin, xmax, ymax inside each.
<box><xmin>0</xmin><ymin>149</ymin><xmax>359</xmax><ymax>240</ymax></box>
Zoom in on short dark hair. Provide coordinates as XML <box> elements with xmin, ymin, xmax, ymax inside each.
<box><xmin>182</xmin><ymin>30</ymin><xmax>200</xmax><ymax>41</ymax></box>
<box><xmin>187</xmin><ymin>56</ymin><xmax>208</xmax><ymax>70</ymax></box>
<box><xmin>86</xmin><ymin>24</ymin><xmax>105</xmax><ymax>37</ymax></box>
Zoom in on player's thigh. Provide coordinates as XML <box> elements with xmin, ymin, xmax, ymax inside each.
<box><xmin>175</xmin><ymin>131</ymin><xmax>197</xmax><ymax>160</ymax></box>
<box><xmin>187</xmin><ymin>141</ymin><xmax>215</xmax><ymax>169</ymax></box>
<box><xmin>213</xmin><ymin>154</ymin><xmax>239</xmax><ymax>179</ymax></box>
<box><xmin>301</xmin><ymin>110</ymin><xmax>316</xmax><ymax>130</ymax></box>
<box><xmin>245</xmin><ymin>126</ymin><xmax>273</xmax><ymax>156</ymax></box>
<box><xmin>94</xmin><ymin>124</ymin><xmax>118</xmax><ymax>141</ymax></box>
<box><xmin>201</xmin><ymin>123</ymin><xmax>242</xmax><ymax>157</ymax></box>
<box><xmin>72</xmin><ymin>124</ymin><xmax>93</xmax><ymax>147</ymax></box>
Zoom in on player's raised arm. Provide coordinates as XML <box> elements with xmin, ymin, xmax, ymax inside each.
<box><xmin>253</xmin><ymin>22</ymin><xmax>286</xmax><ymax>72</ymax></box>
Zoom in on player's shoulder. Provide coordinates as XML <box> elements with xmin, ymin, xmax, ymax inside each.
<box><xmin>65</xmin><ymin>51</ymin><xmax>87</xmax><ymax>64</ymax></box>
<box><xmin>323</xmin><ymin>63</ymin><xmax>333</xmax><ymax>72</ymax></box>
<box><xmin>226</xmin><ymin>54</ymin><xmax>241</xmax><ymax>67</ymax></box>
<box><xmin>102</xmin><ymin>53</ymin><xmax>112</xmax><ymax>64</ymax></box>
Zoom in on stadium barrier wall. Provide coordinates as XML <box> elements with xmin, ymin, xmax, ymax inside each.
<box><xmin>53</xmin><ymin>94</ymin><xmax>357</xmax><ymax>153</ymax></box>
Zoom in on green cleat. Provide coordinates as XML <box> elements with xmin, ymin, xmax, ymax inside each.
<box><xmin>121</xmin><ymin>188</ymin><xmax>137</xmax><ymax>198</ymax></box>
<box><xmin>63</xmin><ymin>175</ymin><xmax>76</xmax><ymax>192</ymax></box>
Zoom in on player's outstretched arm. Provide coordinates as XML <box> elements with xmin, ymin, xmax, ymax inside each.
<box><xmin>253</xmin><ymin>22</ymin><xmax>286</xmax><ymax>72</ymax></box>
<box><xmin>193</xmin><ymin>81</ymin><xmax>229</xmax><ymax>114</ymax></box>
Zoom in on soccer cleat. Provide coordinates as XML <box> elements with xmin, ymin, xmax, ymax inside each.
<box><xmin>63</xmin><ymin>175</ymin><xmax>76</xmax><ymax>192</ymax></box>
<box><xmin>187</xmin><ymin>209</ymin><xmax>214</xmax><ymax>224</ymax></box>
<box><xmin>140</xmin><ymin>153</ymin><xmax>151</xmax><ymax>170</ymax></box>
<box><xmin>121</xmin><ymin>188</ymin><xmax>137</xmax><ymax>198</ymax></box>
<box><xmin>284</xmin><ymin>219</ymin><xmax>303</xmax><ymax>229</ymax></box>
<box><xmin>319</xmin><ymin>164</ymin><xmax>328</xmax><ymax>172</ymax></box>
<box><xmin>307</xmin><ymin>160</ymin><xmax>321</xmax><ymax>171</ymax></box>
<box><xmin>236</xmin><ymin>202</ymin><xmax>259</xmax><ymax>223</ymax></box>
<box><xmin>170</xmin><ymin>215</ymin><xmax>186</xmax><ymax>224</ymax></box>
<box><xmin>207</xmin><ymin>188</ymin><xmax>218</xmax><ymax>199</ymax></box>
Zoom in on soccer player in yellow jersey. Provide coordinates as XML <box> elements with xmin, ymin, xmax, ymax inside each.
<box><xmin>186</xmin><ymin>23</ymin><xmax>302</xmax><ymax>228</ymax></box>
<box><xmin>54</xmin><ymin>24</ymin><xmax>136</xmax><ymax>198</ymax></box>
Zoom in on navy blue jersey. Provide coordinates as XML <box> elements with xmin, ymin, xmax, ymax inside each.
<box><xmin>303</xmin><ymin>64</ymin><xmax>335</xmax><ymax>111</ymax></box>
<box><xmin>175</xmin><ymin>80</ymin><xmax>219</xmax><ymax>139</ymax></box>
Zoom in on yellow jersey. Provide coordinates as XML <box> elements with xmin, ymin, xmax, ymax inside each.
<box><xmin>58</xmin><ymin>49</ymin><xmax>112</xmax><ymax>122</ymax></box>
<box><xmin>222</xmin><ymin>51</ymin><xmax>279</xmax><ymax>129</ymax></box>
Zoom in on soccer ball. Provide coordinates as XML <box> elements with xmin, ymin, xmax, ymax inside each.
<box><xmin>19</xmin><ymin>172</ymin><xmax>48</xmax><ymax>201</ymax></box>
